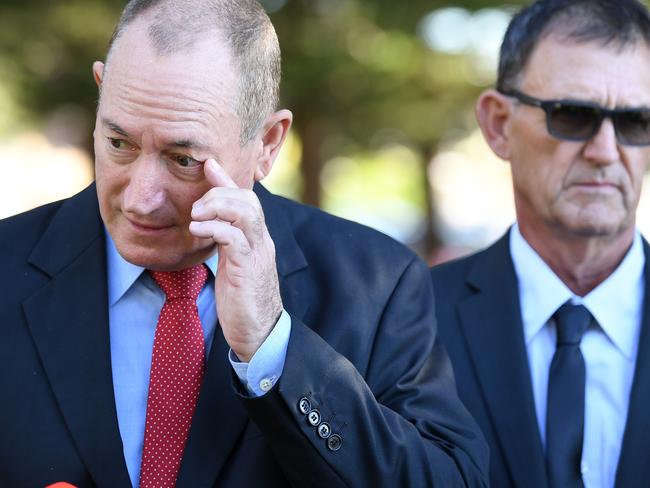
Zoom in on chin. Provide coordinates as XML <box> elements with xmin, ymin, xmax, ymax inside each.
<box><xmin>560</xmin><ymin>216</ymin><xmax>631</xmax><ymax>239</ymax></box>
<box><xmin>554</xmin><ymin>201</ymin><xmax>633</xmax><ymax>238</ymax></box>
<box><xmin>117</xmin><ymin>245</ymin><xmax>178</xmax><ymax>270</ymax></box>
<box><xmin>122</xmin><ymin>243</ymin><xmax>217</xmax><ymax>271</ymax></box>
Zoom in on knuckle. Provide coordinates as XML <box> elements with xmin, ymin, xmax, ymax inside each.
<box><xmin>205</xmin><ymin>187</ymin><xmax>220</xmax><ymax>200</ymax></box>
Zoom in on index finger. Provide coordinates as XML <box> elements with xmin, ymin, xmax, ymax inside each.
<box><xmin>204</xmin><ymin>158</ymin><xmax>239</xmax><ymax>189</ymax></box>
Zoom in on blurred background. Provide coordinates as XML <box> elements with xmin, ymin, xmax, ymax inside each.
<box><xmin>3</xmin><ymin>0</ymin><xmax>650</xmax><ymax>264</ymax></box>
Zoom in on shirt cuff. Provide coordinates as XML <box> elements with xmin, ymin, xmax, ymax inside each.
<box><xmin>229</xmin><ymin>309</ymin><xmax>291</xmax><ymax>397</ymax></box>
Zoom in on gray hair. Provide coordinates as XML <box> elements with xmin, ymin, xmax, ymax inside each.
<box><xmin>106</xmin><ymin>0</ymin><xmax>281</xmax><ymax>144</ymax></box>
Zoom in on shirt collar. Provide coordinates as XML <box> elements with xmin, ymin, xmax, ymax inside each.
<box><xmin>510</xmin><ymin>224</ymin><xmax>573</xmax><ymax>344</ymax></box>
<box><xmin>510</xmin><ymin>224</ymin><xmax>644</xmax><ymax>359</ymax></box>
<box><xmin>582</xmin><ymin>232</ymin><xmax>644</xmax><ymax>360</ymax></box>
<box><xmin>106</xmin><ymin>231</ymin><xmax>218</xmax><ymax>306</ymax></box>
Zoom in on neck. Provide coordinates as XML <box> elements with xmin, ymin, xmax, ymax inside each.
<box><xmin>518</xmin><ymin>221</ymin><xmax>635</xmax><ymax>297</ymax></box>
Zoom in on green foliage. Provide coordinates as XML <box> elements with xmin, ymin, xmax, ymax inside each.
<box><xmin>0</xmin><ymin>2</ymin><xmax>122</xmax><ymax>136</ymax></box>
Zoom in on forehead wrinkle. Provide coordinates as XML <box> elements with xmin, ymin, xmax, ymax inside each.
<box><xmin>130</xmin><ymin>78</ymin><xmax>229</xmax><ymax>113</ymax></box>
<box><xmin>103</xmin><ymin>55</ymin><xmax>236</xmax><ymax>112</ymax></box>
<box><xmin>102</xmin><ymin>81</ymin><xmax>233</xmax><ymax>133</ymax></box>
<box><xmin>522</xmin><ymin>38</ymin><xmax>650</xmax><ymax>110</ymax></box>
<box><xmin>100</xmin><ymin>99</ymin><xmax>222</xmax><ymax>154</ymax></box>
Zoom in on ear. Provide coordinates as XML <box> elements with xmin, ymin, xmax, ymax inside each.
<box><xmin>254</xmin><ymin>109</ymin><xmax>293</xmax><ymax>181</ymax></box>
<box><xmin>93</xmin><ymin>61</ymin><xmax>105</xmax><ymax>89</ymax></box>
<box><xmin>475</xmin><ymin>89</ymin><xmax>513</xmax><ymax>161</ymax></box>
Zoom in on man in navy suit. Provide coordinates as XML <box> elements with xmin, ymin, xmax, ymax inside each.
<box><xmin>0</xmin><ymin>0</ymin><xmax>487</xmax><ymax>486</ymax></box>
<box><xmin>431</xmin><ymin>1</ymin><xmax>650</xmax><ymax>487</ymax></box>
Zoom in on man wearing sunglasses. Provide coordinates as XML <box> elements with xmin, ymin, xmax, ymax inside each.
<box><xmin>431</xmin><ymin>0</ymin><xmax>650</xmax><ymax>487</ymax></box>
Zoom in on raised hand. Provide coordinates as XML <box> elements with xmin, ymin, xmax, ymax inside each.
<box><xmin>189</xmin><ymin>159</ymin><xmax>283</xmax><ymax>362</ymax></box>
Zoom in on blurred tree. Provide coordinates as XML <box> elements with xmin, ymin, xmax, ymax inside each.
<box><xmin>0</xmin><ymin>1</ymin><xmax>123</xmax><ymax>145</ymax></box>
<box><xmin>270</xmin><ymin>0</ymin><xmax>526</xmax><ymax>252</ymax></box>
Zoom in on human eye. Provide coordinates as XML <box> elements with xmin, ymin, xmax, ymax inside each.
<box><xmin>107</xmin><ymin>137</ymin><xmax>135</xmax><ymax>152</ymax></box>
<box><xmin>172</xmin><ymin>154</ymin><xmax>203</xmax><ymax>168</ymax></box>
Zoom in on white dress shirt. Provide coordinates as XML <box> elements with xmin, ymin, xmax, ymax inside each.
<box><xmin>510</xmin><ymin>224</ymin><xmax>645</xmax><ymax>488</ymax></box>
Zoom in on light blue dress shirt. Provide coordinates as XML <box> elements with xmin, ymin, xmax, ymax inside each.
<box><xmin>510</xmin><ymin>224</ymin><xmax>644</xmax><ymax>488</ymax></box>
<box><xmin>106</xmin><ymin>234</ymin><xmax>291</xmax><ymax>487</ymax></box>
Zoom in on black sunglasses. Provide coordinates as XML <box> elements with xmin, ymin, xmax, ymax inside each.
<box><xmin>499</xmin><ymin>88</ymin><xmax>650</xmax><ymax>146</ymax></box>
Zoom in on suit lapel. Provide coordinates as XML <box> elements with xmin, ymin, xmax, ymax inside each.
<box><xmin>22</xmin><ymin>185</ymin><xmax>131</xmax><ymax>487</ymax></box>
<box><xmin>458</xmin><ymin>233</ymin><xmax>547</xmax><ymax>488</ymax></box>
<box><xmin>177</xmin><ymin>184</ymin><xmax>309</xmax><ymax>486</ymax></box>
<box><xmin>615</xmin><ymin>239</ymin><xmax>650</xmax><ymax>487</ymax></box>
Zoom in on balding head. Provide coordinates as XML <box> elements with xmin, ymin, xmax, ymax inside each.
<box><xmin>105</xmin><ymin>0</ymin><xmax>281</xmax><ymax>144</ymax></box>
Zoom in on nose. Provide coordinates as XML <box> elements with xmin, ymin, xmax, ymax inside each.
<box><xmin>122</xmin><ymin>155</ymin><xmax>167</xmax><ymax>216</ymax></box>
<box><xmin>582</xmin><ymin>117</ymin><xmax>620</xmax><ymax>165</ymax></box>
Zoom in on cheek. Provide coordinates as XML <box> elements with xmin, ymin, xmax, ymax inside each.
<box><xmin>167</xmin><ymin>183</ymin><xmax>211</xmax><ymax>221</ymax></box>
<box><xmin>625</xmin><ymin>163</ymin><xmax>648</xmax><ymax>206</ymax></box>
<box><xmin>95</xmin><ymin>157</ymin><xmax>127</xmax><ymax>204</ymax></box>
<box><xmin>628</xmin><ymin>151</ymin><xmax>650</xmax><ymax>187</ymax></box>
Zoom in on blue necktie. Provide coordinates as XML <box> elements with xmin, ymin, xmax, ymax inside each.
<box><xmin>546</xmin><ymin>302</ymin><xmax>591</xmax><ymax>488</ymax></box>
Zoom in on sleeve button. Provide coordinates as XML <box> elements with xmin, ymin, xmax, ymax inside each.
<box><xmin>259</xmin><ymin>378</ymin><xmax>274</xmax><ymax>392</ymax></box>
<box><xmin>307</xmin><ymin>409</ymin><xmax>321</xmax><ymax>426</ymax></box>
<box><xmin>298</xmin><ymin>397</ymin><xmax>311</xmax><ymax>415</ymax></box>
<box><xmin>317</xmin><ymin>422</ymin><xmax>331</xmax><ymax>439</ymax></box>
<box><xmin>327</xmin><ymin>434</ymin><xmax>342</xmax><ymax>451</ymax></box>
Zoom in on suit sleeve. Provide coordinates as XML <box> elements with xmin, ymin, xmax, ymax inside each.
<box><xmin>236</xmin><ymin>257</ymin><xmax>489</xmax><ymax>487</ymax></box>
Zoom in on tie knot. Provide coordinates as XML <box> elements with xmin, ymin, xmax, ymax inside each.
<box><xmin>554</xmin><ymin>302</ymin><xmax>591</xmax><ymax>346</ymax></box>
<box><xmin>149</xmin><ymin>264</ymin><xmax>208</xmax><ymax>300</ymax></box>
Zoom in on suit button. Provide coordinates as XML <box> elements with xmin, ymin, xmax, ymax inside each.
<box><xmin>317</xmin><ymin>422</ymin><xmax>331</xmax><ymax>439</ymax></box>
<box><xmin>298</xmin><ymin>397</ymin><xmax>311</xmax><ymax>415</ymax></box>
<box><xmin>327</xmin><ymin>434</ymin><xmax>342</xmax><ymax>451</ymax></box>
<box><xmin>307</xmin><ymin>409</ymin><xmax>321</xmax><ymax>426</ymax></box>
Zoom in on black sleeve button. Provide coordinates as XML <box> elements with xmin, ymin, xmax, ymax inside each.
<box><xmin>307</xmin><ymin>409</ymin><xmax>321</xmax><ymax>426</ymax></box>
<box><xmin>298</xmin><ymin>397</ymin><xmax>311</xmax><ymax>415</ymax></box>
<box><xmin>327</xmin><ymin>434</ymin><xmax>342</xmax><ymax>451</ymax></box>
<box><xmin>317</xmin><ymin>422</ymin><xmax>331</xmax><ymax>439</ymax></box>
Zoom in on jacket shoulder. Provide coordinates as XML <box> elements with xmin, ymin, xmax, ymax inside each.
<box><xmin>267</xmin><ymin>191</ymin><xmax>420</xmax><ymax>266</ymax></box>
<box><xmin>430</xmin><ymin>248</ymin><xmax>483</xmax><ymax>295</ymax></box>
<box><xmin>0</xmin><ymin>199</ymin><xmax>66</xmax><ymax>257</ymax></box>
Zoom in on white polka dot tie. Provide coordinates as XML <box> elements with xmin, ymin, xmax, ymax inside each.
<box><xmin>139</xmin><ymin>264</ymin><xmax>209</xmax><ymax>488</ymax></box>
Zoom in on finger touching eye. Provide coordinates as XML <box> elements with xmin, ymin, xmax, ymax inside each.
<box><xmin>173</xmin><ymin>154</ymin><xmax>204</xmax><ymax>168</ymax></box>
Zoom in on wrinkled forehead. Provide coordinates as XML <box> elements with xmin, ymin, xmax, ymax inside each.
<box><xmin>521</xmin><ymin>35</ymin><xmax>650</xmax><ymax>106</ymax></box>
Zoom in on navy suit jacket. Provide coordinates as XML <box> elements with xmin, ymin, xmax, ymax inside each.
<box><xmin>0</xmin><ymin>183</ymin><xmax>487</xmax><ymax>487</ymax></box>
<box><xmin>430</xmin><ymin>231</ymin><xmax>650</xmax><ymax>487</ymax></box>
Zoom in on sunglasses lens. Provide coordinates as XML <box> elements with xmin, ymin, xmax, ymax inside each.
<box><xmin>615</xmin><ymin>110</ymin><xmax>650</xmax><ymax>145</ymax></box>
<box><xmin>548</xmin><ymin>105</ymin><xmax>600</xmax><ymax>140</ymax></box>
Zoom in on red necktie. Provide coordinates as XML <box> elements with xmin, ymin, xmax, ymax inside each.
<box><xmin>139</xmin><ymin>264</ymin><xmax>209</xmax><ymax>488</ymax></box>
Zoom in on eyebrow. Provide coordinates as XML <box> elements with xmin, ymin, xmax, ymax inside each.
<box><xmin>102</xmin><ymin>118</ymin><xmax>130</xmax><ymax>137</ymax></box>
<box><xmin>172</xmin><ymin>140</ymin><xmax>206</xmax><ymax>150</ymax></box>
<box><xmin>102</xmin><ymin>118</ymin><xmax>209</xmax><ymax>151</ymax></box>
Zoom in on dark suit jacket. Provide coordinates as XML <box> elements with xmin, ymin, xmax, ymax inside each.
<box><xmin>0</xmin><ymin>183</ymin><xmax>487</xmax><ymax>487</ymax></box>
<box><xmin>430</xmin><ymin>230</ymin><xmax>650</xmax><ymax>487</ymax></box>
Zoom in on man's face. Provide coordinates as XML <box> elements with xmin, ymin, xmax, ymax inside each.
<box><xmin>94</xmin><ymin>23</ymin><xmax>260</xmax><ymax>271</ymax></box>
<box><xmin>505</xmin><ymin>36</ymin><xmax>650</xmax><ymax>239</ymax></box>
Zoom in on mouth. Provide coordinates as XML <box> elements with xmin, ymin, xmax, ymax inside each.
<box><xmin>571</xmin><ymin>181</ymin><xmax>619</xmax><ymax>191</ymax></box>
<box><xmin>125</xmin><ymin>216</ymin><xmax>175</xmax><ymax>234</ymax></box>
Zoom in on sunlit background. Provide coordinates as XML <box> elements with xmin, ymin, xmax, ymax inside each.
<box><xmin>3</xmin><ymin>0</ymin><xmax>650</xmax><ymax>264</ymax></box>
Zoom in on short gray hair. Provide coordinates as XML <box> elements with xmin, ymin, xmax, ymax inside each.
<box><xmin>107</xmin><ymin>0</ymin><xmax>281</xmax><ymax>144</ymax></box>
